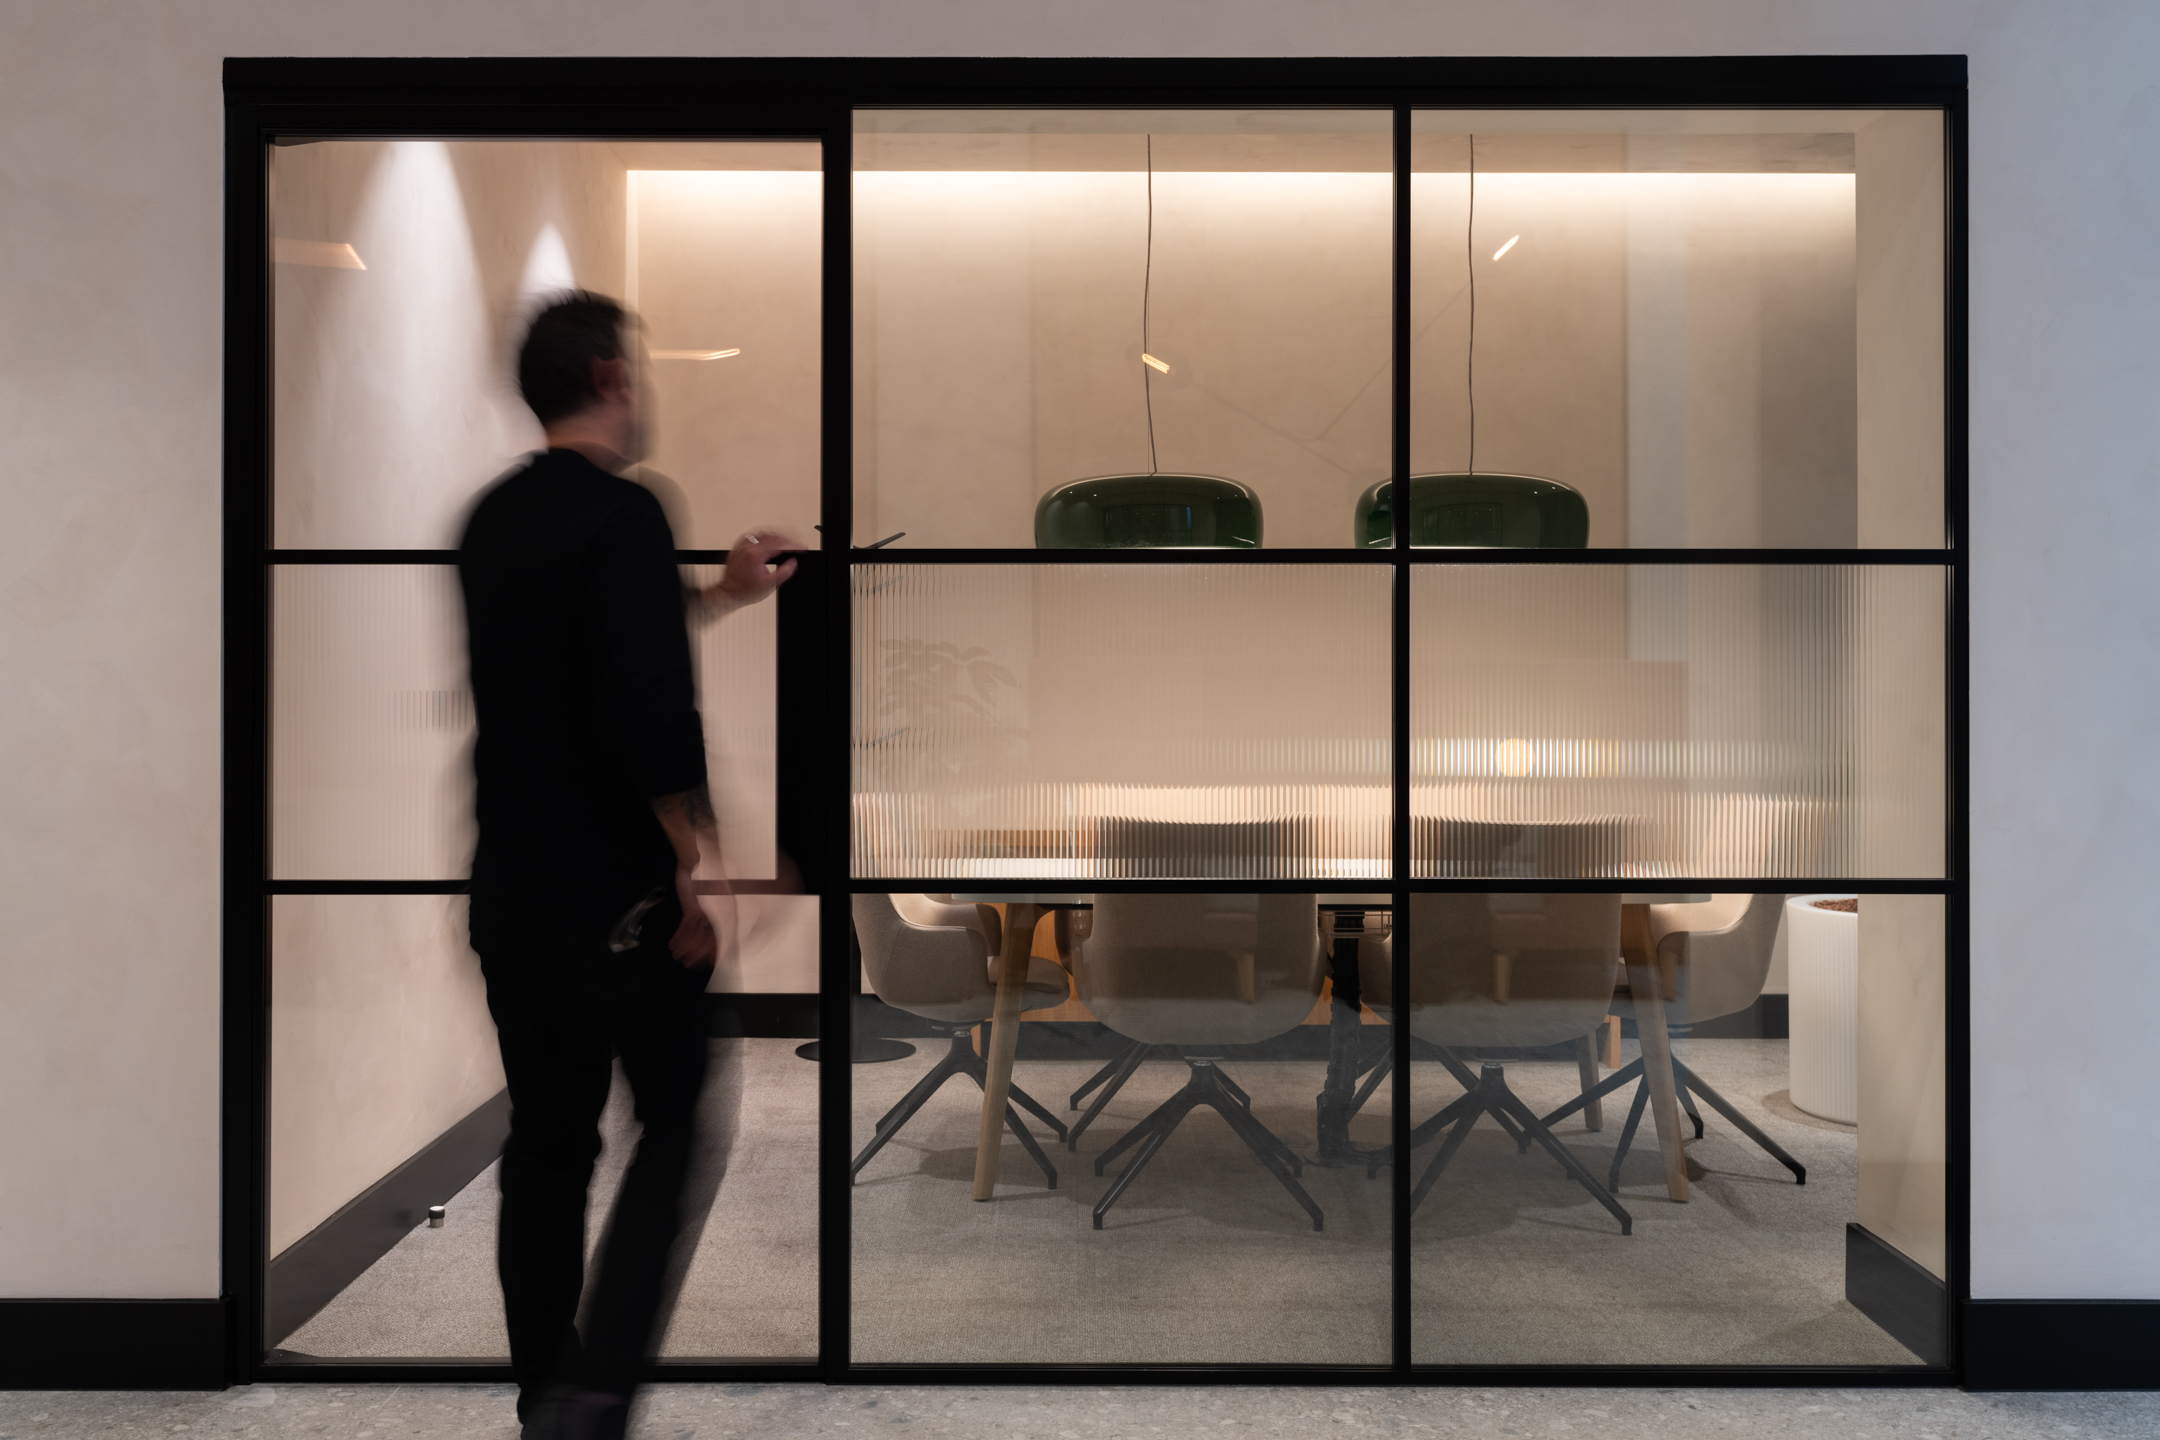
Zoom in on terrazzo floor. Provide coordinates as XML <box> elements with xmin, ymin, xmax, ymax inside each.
<box><xmin>4</xmin><ymin>1384</ymin><xmax>2156</xmax><ymax>1440</ymax></box>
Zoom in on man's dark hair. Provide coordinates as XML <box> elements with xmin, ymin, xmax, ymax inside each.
<box><xmin>517</xmin><ymin>291</ymin><xmax>632</xmax><ymax>426</ymax></box>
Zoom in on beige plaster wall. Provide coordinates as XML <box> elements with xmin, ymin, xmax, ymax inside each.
<box><xmin>1</xmin><ymin>0</ymin><xmax>2157</xmax><ymax>1305</ymax></box>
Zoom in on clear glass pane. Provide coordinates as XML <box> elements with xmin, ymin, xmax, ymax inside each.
<box><xmin>267</xmin><ymin>894</ymin><xmax>820</xmax><ymax>1362</ymax></box>
<box><xmin>1409</xmin><ymin>110</ymin><xmax>1944</xmax><ymax>549</ymax></box>
<box><xmin>850</xmin><ymin>891</ymin><xmax>1390</xmax><ymax>1363</ymax></box>
<box><xmin>1399</xmin><ymin>890</ymin><xmax>1943</xmax><ymax>1365</ymax></box>
<box><xmin>853</xmin><ymin>110</ymin><xmax>1393</xmax><ymax>548</ymax></box>
<box><xmin>273</xmin><ymin>564</ymin><xmax>780</xmax><ymax>883</ymax></box>
<box><xmin>1410</xmin><ymin>565</ymin><xmax>1946</xmax><ymax>879</ymax></box>
<box><xmin>852</xmin><ymin>564</ymin><xmax>1392</xmax><ymax>878</ymax></box>
<box><xmin>272</xmin><ymin>139</ymin><xmax>821</xmax><ymax>549</ymax></box>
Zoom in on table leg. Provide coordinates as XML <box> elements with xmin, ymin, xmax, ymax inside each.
<box><xmin>1621</xmin><ymin>903</ymin><xmax>1690</xmax><ymax>1203</ymax></box>
<box><xmin>973</xmin><ymin>903</ymin><xmax>1042</xmax><ymax>1201</ymax></box>
<box><xmin>1314</xmin><ymin>936</ymin><xmax>1362</xmax><ymax>1166</ymax></box>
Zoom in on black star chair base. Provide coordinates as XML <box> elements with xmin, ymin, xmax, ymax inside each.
<box><xmin>1359</xmin><ymin>892</ymin><xmax>1634</xmax><ymax>1235</ymax></box>
<box><xmin>1071</xmin><ymin>893</ymin><xmax>1330</xmax><ymax>1232</ymax></box>
<box><xmin>849</xmin><ymin>893</ymin><xmax>1071</xmax><ymax>1189</ymax></box>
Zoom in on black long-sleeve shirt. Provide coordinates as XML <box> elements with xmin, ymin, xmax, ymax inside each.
<box><xmin>459</xmin><ymin>448</ymin><xmax>707</xmax><ymax>944</ymax></box>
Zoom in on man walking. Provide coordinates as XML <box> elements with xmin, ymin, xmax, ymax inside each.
<box><xmin>459</xmin><ymin>292</ymin><xmax>798</xmax><ymax>1440</ymax></box>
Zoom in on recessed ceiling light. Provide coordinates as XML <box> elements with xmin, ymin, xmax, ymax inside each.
<box><xmin>1141</xmin><ymin>352</ymin><xmax>1171</xmax><ymax>374</ymax></box>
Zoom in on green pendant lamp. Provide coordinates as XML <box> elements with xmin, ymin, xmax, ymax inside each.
<box><xmin>1037</xmin><ymin>473</ymin><xmax>1262</xmax><ymax>549</ymax></box>
<box><xmin>1354</xmin><ymin>472</ymin><xmax>1588</xmax><ymax>548</ymax></box>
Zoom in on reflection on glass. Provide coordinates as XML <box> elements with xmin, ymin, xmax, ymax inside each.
<box><xmin>850</xmin><ymin>891</ymin><xmax>1389</xmax><ymax>1364</ymax></box>
<box><xmin>1410</xmin><ymin>564</ymin><xmax>1945</xmax><ymax>878</ymax></box>
<box><xmin>267</xmin><ymin>894</ymin><xmax>821</xmax><ymax>1361</ymax></box>
<box><xmin>272</xmin><ymin>140</ymin><xmax>820</xmax><ymax>549</ymax></box>
<box><xmin>1391</xmin><ymin>892</ymin><xmax>1943</xmax><ymax>1365</ymax></box>
<box><xmin>852</xmin><ymin>564</ymin><xmax>1391</xmax><ymax>878</ymax></box>
<box><xmin>267</xmin><ymin>893</ymin><xmax>504</xmax><ymax>1354</ymax></box>
<box><xmin>853</xmin><ymin>110</ymin><xmax>1393</xmax><ymax>548</ymax></box>
<box><xmin>1409</xmin><ymin>110</ymin><xmax>1944</xmax><ymax>548</ymax></box>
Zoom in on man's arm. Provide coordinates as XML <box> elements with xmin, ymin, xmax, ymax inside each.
<box><xmin>652</xmin><ymin>784</ymin><xmax>724</xmax><ymax>966</ymax></box>
<box><xmin>692</xmin><ymin>530</ymin><xmax>805</xmax><ymax>621</ymax></box>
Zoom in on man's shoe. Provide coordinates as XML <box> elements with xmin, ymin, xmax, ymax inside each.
<box><xmin>521</xmin><ymin>1387</ymin><xmax>630</xmax><ymax>1440</ymax></box>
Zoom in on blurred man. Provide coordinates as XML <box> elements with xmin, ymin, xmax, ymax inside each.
<box><xmin>459</xmin><ymin>292</ymin><xmax>800</xmax><ymax>1440</ymax></box>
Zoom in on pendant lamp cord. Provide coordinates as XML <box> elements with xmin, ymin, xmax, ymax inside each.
<box><xmin>1144</xmin><ymin>133</ymin><xmax>1158</xmax><ymax>476</ymax></box>
<box><xmin>1466</xmin><ymin>132</ymin><xmax>1477</xmax><ymax>479</ymax></box>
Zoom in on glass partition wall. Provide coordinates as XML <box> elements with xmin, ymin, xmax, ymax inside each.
<box><xmin>235</xmin><ymin>64</ymin><xmax>1959</xmax><ymax>1386</ymax></box>
<box><xmin>261</xmin><ymin>138</ymin><xmax>823</xmax><ymax>1367</ymax></box>
<box><xmin>846</xmin><ymin>102</ymin><xmax>1949</xmax><ymax>1374</ymax></box>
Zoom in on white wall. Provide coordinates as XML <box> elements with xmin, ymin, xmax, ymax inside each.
<box><xmin>1</xmin><ymin>0</ymin><xmax>2154</xmax><ymax>1303</ymax></box>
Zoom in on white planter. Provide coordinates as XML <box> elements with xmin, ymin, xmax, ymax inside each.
<box><xmin>1787</xmin><ymin>894</ymin><xmax>1859</xmax><ymax>1125</ymax></box>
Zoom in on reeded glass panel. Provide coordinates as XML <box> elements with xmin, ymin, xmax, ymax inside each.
<box><xmin>852</xmin><ymin>564</ymin><xmax>1391</xmax><ymax>879</ymax></box>
<box><xmin>273</xmin><ymin>565</ymin><xmax>779</xmax><ymax>882</ymax></box>
<box><xmin>272</xmin><ymin>564</ymin><xmax>474</xmax><ymax>880</ymax></box>
<box><xmin>1409</xmin><ymin>110</ymin><xmax>1943</xmax><ymax>548</ymax></box>
<box><xmin>850</xmin><ymin>891</ymin><xmax>1390</xmax><ymax>1363</ymax></box>
<box><xmin>1399</xmin><ymin>891</ymin><xmax>1943</xmax><ymax>1366</ymax></box>
<box><xmin>1410</xmin><ymin>565</ymin><xmax>1945</xmax><ymax>879</ymax></box>
<box><xmin>268</xmin><ymin>894</ymin><xmax>819</xmax><ymax>1362</ymax></box>
<box><xmin>853</xmin><ymin>110</ymin><xmax>1393</xmax><ymax>548</ymax></box>
<box><xmin>272</xmin><ymin>139</ymin><xmax>820</xmax><ymax>549</ymax></box>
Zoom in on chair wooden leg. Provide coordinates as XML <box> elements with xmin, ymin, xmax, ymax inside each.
<box><xmin>1576</xmin><ymin>1034</ymin><xmax>1604</xmax><ymax>1132</ymax></box>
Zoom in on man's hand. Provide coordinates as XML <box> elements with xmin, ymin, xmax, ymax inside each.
<box><xmin>697</xmin><ymin>529</ymin><xmax>805</xmax><ymax>617</ymax></box>
<box><xmin>652</xmin><ymin>785</ymin><xmax>726</xmax><ymax>968</ymax></box>
<box><xmin>670</xmin><ymin>864</ymin><xmax>719</xmax><ymax>966</ymax></box>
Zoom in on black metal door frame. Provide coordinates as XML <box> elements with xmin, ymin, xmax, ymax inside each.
<box><xmin>222</xmin><ymin>54</ymin><xmax>1968</xmax><ymax>1388</ymax></box>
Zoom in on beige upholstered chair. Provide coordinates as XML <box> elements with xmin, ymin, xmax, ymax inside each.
<box><xmin>1072</xmin><ymin>893</ymin><xmax>1330</xmax><ymax>1231</ymax></box>
<box><xmin>1543</xmin><ymin>893</ymin><xmax>1805</xmax><ymax>1187</ymax></box>
<box><xmin>849</xmin><ymin>893</ymin><xmax>1071</xmax><ymax>1187</ymax></box>
<box><xmin>1359</xmin><ymin>893</ymin><xmax>1633</xmax><ymax>1233</ymax></box>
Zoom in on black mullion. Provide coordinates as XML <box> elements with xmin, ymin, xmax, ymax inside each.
<box><xmin>222</xmin><ymin>100</ymin><xmax>274</xmax><ymax>1389</ymax></box>
<box><xmin>865</xmin><ymin>550</ymin><xmax>1955</xmax><ymax>565</ymax></box>
<box><xmin>817</xmin><ymin>106</ymin><xmax>856</xmax><ymax>1386</ymax></box>
<box><xmin>269</xmin><ymin>551</ymin><xmax>784</xmax><ymax>564</ymax></box>
<box><xmin>844</xmin><ymin>879</ymin><xmax>1393</xmax><ymax>895</ymax></box>
<box><xmin>1399</xmin><ymin>878</ymin><xmax>1955</xmax><ymax>895</ymax></box>
<box><xmin>1389</xmin><ymin>103</ymin><xmax>1415</xmax><ymax>1374</ymax></box>
<box><xmin>852</xmin><ymin>548</ymin><xmax>1393</xmax><ymax>564</ymax></box>
<box><xmin>226</xmin><ymin>54</ymin><xmax>1968</xmax><ymax>112</ymax></box>
<box><xmin>1941</xmin><ymin>81</ymin><xmax>1972</xmax><ymax>1381</ymax></box>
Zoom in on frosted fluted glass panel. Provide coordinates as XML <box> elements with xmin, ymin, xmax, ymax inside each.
<box><xmin>682</xmin><ymin>565</ymin><xmax>779</xmax><ymax>881</ymax></box>
<box><xmin>853</xmin><ymin>564</ymin><xmax>1390</xmax><ymax>878</ymax></box>
<box><xmin>273</xmin><ymin>565</ymin><xmax>474</xmax><ymax>880</ymax></box>
<box><xmin>274</xmin><ymin>565</ymin><xmax>776</xmax><ymax>881</ymax></box>
<box><xmin>1409</xmin><ymin>565</ymin><xmax>1944</xmax><ymax>878</ymax></box>
<box><xmin>853</xmin><ymin>110</ymin><xmax>1392</xmax><ymax>548</ymax></box>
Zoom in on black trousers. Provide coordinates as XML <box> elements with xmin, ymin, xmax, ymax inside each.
<box><xmin>477</xmin><ymin>900</ymin><xmax>714</xmax><ymax>1416</ymax></box>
